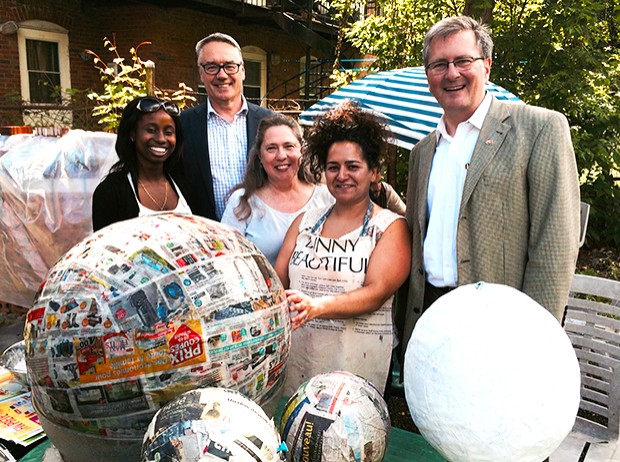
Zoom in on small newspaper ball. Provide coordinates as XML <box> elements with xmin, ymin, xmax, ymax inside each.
<box><xmin>280</xmin><ymin>371</ymin><xmax>390</xmax><ymax>462</ymax></box>
<box><xmin>23</xmin><ymin>213</ymin><xmax>291</xmax><ymax>461</ymax></box>
<box><xmin>142</xmin><ymin>387</ymin><xmax>286</xmax><ymax>462</ymax></box>
<box><xmin>405</xmin><ymin>282</ymin><xmax>580</xmax><ymax>462</ymax></box>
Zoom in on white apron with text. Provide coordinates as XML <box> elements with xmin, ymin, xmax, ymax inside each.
<box><xmin>283</xmin><ymin>206</ymin><xmax>400</xmax><ymax>396</ymax></box>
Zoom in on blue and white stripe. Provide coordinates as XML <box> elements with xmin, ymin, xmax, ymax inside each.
<box><xmin>299</xmin><ymin>66</ymin><xmax>522</xmax><ymax>150</ymax></box>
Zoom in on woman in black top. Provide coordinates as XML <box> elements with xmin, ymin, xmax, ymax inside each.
<box><xmin>92</xmin><ymin>96</ymin><xmax>198</xmax><ymax>231</ymax></box>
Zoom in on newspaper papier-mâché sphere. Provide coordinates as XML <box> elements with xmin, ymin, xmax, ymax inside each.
<box><xmin>23</xmin><ymin>213</ymin><xmax>291</xmax><ymax>462</ymax></box>
<box><xmin>404</xmin><ymin>282</ymin><xmax>580</xmax><ymax>462</ymax></box>
<box><xmin>280</xmin><ymin>371</ymin><xmax>390</xmax><ymax>462</ymax></box>
<box><xmin>142</xmin><ymin>387</ymin><xmax>286</xmax><ymax>462</ymax></box>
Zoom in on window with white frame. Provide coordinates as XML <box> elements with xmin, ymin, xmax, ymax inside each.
<box><xmin>242</xmin><ymin>46</ymin><xmax>267</xmax><ymax>106</ymax></box>
<box><xmin>17</xmin><ymin>20</ymin><xmax>72</xmax><ymax>126</ymax></box>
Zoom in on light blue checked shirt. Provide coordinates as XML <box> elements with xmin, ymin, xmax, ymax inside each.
<box><xmin>207</xmin><ymin>97</ymin><xmax>249</xmax><ymax>220</ymax></box>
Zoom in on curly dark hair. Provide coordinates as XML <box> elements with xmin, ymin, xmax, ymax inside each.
<box><xmin>110</xmin><ymin>96</ymin><xmax>184</xmax><ymax>177</ymax></box>
<box><xmin>305</xmin><ymin>100</ymin><xmax>390</xmax><ymax>182</ymax></box>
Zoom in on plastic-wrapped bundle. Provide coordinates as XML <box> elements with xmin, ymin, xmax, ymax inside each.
<box><xmin>0</xmin><ymin>130</ymin><xmax>117</xmax><ymax>308</ymax></box>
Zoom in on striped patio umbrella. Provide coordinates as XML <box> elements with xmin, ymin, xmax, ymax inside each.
<box><xmin>299</xmin><ymin>66</ymin><xmax>522</xmax><ymax>150</ymax></box>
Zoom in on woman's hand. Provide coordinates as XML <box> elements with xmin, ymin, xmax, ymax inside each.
<box><xmin>285</xmin><ymin>289</ymin><xmax>326</xmax><ymax>330</ymax></box>
<box><xmin>282</xmin><ymin>219</ymin><xmax>411</xmax><ymax>328</ymax></box>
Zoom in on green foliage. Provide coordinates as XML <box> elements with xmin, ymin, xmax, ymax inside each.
<box><xmin>488</xmin><ymin>0</ymin><xmax>620</xmax><ymax>247</ymax></box>
<box><xmin>332</xmin><ymin>0</ymin><xmax>620</xmax><ymax>247</ymax></box>
<box><xmin>332</xmin><ymin>0</ymin><xmax>445</xmax><ymax>72</ymax></box>
<box><xmin>86</xmin><ymin>36</ymin><xmax>195</xmax><ymax>132</ymax></box>
<box><xmin>330</xmin><ymin>68</ymin><xmax>361</xmax><ymax>89</ymax></box>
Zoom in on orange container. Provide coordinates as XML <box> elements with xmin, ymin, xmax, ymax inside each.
<box><xmin>0</xmin><ymin>126</ymin><xmax>33</xmax><ymax>136</ymax></box>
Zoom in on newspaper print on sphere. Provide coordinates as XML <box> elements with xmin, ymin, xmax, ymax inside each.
<box><xmin>280</xmin><ymin>371</ymin><xmax>390</xmax><ymax>462</ymax></box>
<box><xmin>142</xmin><ymin>387</ymin><xmax>286</xmax><ymax>462</ymax></box>
<box><xmin>24</xmin><ymin>213</ymin><xmax>291</xmax><ymax>442</ymax></box>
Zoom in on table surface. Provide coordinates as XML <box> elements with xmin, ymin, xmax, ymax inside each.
<box><xmin>385</xmin><ymin>427</ymin><xmax>446</xmax><ymax>461</ymax></box>
<box><xmin>19</xmin><ymin>427</ymin><xmax>446</xmax><ymax>462</ymax></box>
<box><xmin>18</xmin><ymin>393</ymin><xmax>447</xmax><ymax>462</ymax></box>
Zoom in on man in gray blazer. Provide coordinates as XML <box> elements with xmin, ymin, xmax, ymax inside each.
<box><xmin>399</xmin><ymin>16</ymin><xmax>580</xmax><ymax>358</ymax></box>
<box><xmin>180</xmin><ymin>32</ymin><xmax>272</xmax><ymax>220</ymax></box>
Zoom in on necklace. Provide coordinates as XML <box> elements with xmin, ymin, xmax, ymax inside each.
<box><xmin>138</xmin><ymin>179</ymin><xmax>168</xmax><ymax>211</ymax></box>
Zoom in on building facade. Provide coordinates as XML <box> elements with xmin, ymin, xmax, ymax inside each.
<box><xmin>0</xmin><ymin>0</ymin><xmax>346</xmax><ymax>127</ymax></box>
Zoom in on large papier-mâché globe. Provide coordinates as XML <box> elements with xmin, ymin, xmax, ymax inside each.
<box><xmin>142</xmin><ymin>387</ymin><xmax>285</xmax><ymax>462</ymax></box>
<box><xmin>404</xmin><ymin>282</ymin><xmax>580</xmax><ymax>462</ymax></box>
<box><xmin>24</xmin><ymin>213</ymin><xmax>291</xmax><ymax>462</ymax></box>
<box><xmin>280</xmin><ymin>371</ymin><xmax>390</xmax><ymax>462</ymax></box>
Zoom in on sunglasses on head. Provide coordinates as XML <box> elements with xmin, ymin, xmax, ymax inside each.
<box><xmin>136</xmin><ymin>98</ymin><xmax>181</xmax><ymax>117</ymax></box>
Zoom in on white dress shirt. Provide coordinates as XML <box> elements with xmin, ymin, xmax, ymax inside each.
<box><xmin>424</xmin><ymin>92</ymin><xmax>492</xmax><ymax>287</ymax></box>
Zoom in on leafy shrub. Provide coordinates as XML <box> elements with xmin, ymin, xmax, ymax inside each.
<box><xmin>85</xmin><ymin>36</ymin><xmax>196</xmax><ymax>132</ymax></box>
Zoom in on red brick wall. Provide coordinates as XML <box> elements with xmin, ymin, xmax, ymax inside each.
<box><xmin>0</xmin><ymin>0</ymin><xmax>327</xmax><ymax>111</ymax></box>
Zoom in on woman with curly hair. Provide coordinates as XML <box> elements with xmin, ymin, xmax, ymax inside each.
<box><xmin>222</xmin><ymin>113</ymin><xmax>333</xmax><ymax>265</ymax></box>
<box><xmin>275</xmin><ymin>100</ymin><xmax>411</xmax><ymax>395</ymax></box>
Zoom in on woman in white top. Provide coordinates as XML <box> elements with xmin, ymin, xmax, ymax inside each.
<box><xmin>274</xmin><ymin>101</ymin><xmax>411</xmax><ymax>395</ymax></box>
<box><xmin>92</xmin><ymin>96</ymin><xmax>197</xmax><ymax>231</ymax></box>
<box><xmin>222</xmin><ymin>113</ymin><xmax>333</xmax><ymax>265</ymax></box>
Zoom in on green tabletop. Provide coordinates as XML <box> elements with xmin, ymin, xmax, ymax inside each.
<box><xmin>18</xmin><ymin>439</ymin><xmax>49</xmax><ymax>462</ymax></box>
<box><xmin>19</xmin><ymin>395</ymin><xmax>446</xmax><ymax>462</ymax></box>
<box><xmin>385</xmin><ymin>427</ymin><xmax>445</xmax><ymax>461</ymax></box>
<box><xmin>19</xmin><ymin>430</ymin><xmax>445</xmax><ymax>462</ymax></box>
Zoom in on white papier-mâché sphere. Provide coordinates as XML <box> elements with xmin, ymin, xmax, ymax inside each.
<box><xmin>24</xmin><ymin>213</ymin><xmax>291</xmax><ymax>462</ymax></box>
<box><xmin>404</xmin><ymin>282</ymin><xmax>580</xmax><ymax>462</ymax></box>
<box><xmin>280</xmin><ymin>371</ymin><xmax>390</xmax><ymax>462</ymax></box>
<box><xmin>142</xmin><ymin>387</ymin><xmax>285</xmax><ymax>462</ymax></box>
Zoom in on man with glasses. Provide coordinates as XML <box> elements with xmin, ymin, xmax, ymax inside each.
<box><xmin>398</xmin><ymin>16</ymin><xmax>581</xmax><ymax>358</ymax></box>
<box><xmin>180</xmin><ymin>32</ymin><xmax>272</xmax><ymax>220</ymax></box>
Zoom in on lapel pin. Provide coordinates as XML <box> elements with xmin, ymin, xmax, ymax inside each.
<box><xmin>485</xmin><ymin>139</ymin><xmax>494</xmax><ymax>145</ymax></box>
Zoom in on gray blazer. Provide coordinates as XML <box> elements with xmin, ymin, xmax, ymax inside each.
<box><xmin>399</xmin><ymin>97</ymin><xmax>581</xmax><ymax>359</ymax></box>
<box><xmin>180</xmin><ymin>101</ymin><xmax>272</xmax><ymax>219</ymax></box>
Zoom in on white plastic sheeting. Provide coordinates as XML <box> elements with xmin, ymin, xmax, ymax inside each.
<box><xmin>0</xmin><ymin>130</ymin><xmax>117</xmax><ymax>308</ymax></box>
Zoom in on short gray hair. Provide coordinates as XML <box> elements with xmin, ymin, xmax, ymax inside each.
<box><xmin>423</xmin><ymin>16</ymin><xmax>493</xmax><ymax>66</ymax></box>
<box><xmin>195</xmin><ymin>32</ymin><xmax>242</xmax><ymax>60</ymax></box>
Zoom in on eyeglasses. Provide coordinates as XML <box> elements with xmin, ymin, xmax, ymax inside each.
<box><xmin>136</xmin><ymin>98</ymin><xmax>180</xmax><ymax>117</ymax></box>
<box><xmin>200</xmin><ymin>62</ymin><xmax>242</xmax><ymax>75</ymax></box>
<box><xmin>425</xmin><ymin>57</ymin><xmax>485</xmax><ymax>75</ymax></box>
